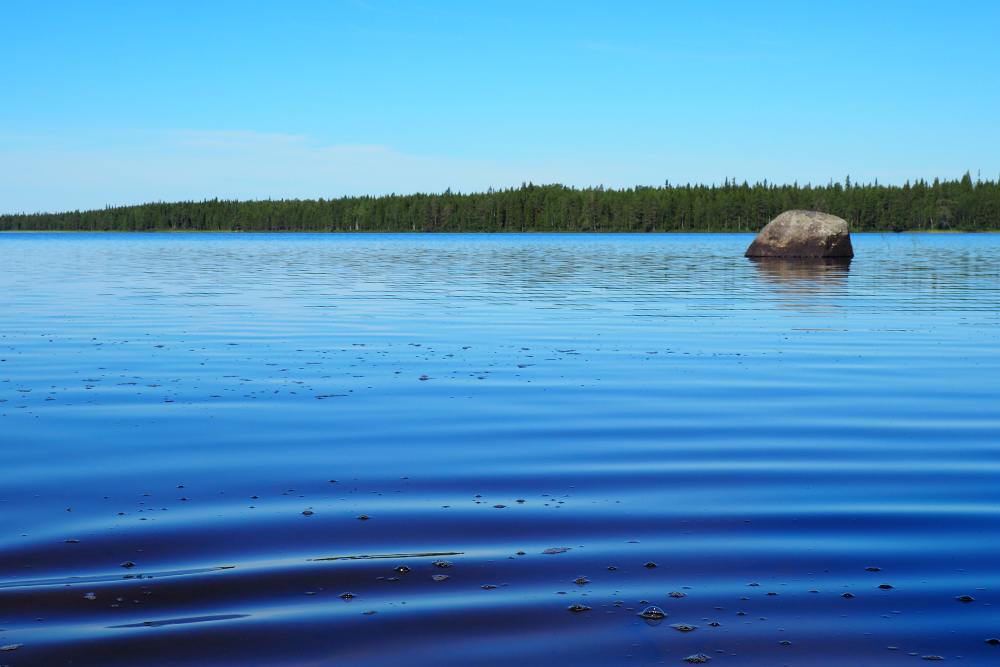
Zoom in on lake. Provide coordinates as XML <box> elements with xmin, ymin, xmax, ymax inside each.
<box><xmin>1</xmin><ymin>232</ymin><xmax>998</xmax><ymax>665</ymax></box>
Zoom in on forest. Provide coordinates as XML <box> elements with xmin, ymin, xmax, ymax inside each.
<box><xmin>2</xmin><ymin>173</ymin><xmax>998</xmax><ymax>233</ymax></box>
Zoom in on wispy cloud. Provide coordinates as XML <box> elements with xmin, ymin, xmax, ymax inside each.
<box><xmin>1</xmin><ymin>127</ymin><xmax>968</xmax><ymax>214</ymax></box>
<box><xmin>0</xmin><ymin>128</ymin><xmax>689</xmax><ymax>213</ymax></box>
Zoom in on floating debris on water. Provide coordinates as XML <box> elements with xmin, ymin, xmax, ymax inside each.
<box><xmin>573</xmin><ymin>576</ymin><xmax>589</xmax><ymax>585</ymax></box>
<box><xmin>0</xmin><ymin>644</ymin><xmax>23</xmax><ymax>651</ymax></box>
<box><xmin>493</xmin><ymin>505</ymin><xmax>506</xmax><ymax>508</ymax></box>
<box><xmin>301</xmin><ymin>511</ymin><xmax>313</xmax><ymax>516</ymax></box>
<box><xmin>542</xmin><ymin>547</ymin><xmax>570</xmax><ymax>555</ymax></box>
<box><xmin>84</xmin><ymin>592</ymin><xmax>96</xmax><ymax>600</ymax></box>
<box><xmin>671</xmin><ymin>623</ymin><xmax>697</xmax><ymax>632</ymax></box>
<box><xmin>842</xmin><ymin>593</ymin><xmax>854</xmax><ymax>598</ymax></box>
<box><xmin>121</xmin><ymin>562</ymin><xmax>135</xmax><ymax>569</ymax></box>
<box><xmin>668</xmin><ymin>591</ymin><xmax>685</xmax><ymax>598</ymax></box>
<box><xmin>567</xmin><ymin>604</ymin><xmax>591</xmax><ymax>613</ymax></box>
<box><xmin>643</xmin><ymin>562</ymin><xmax>657</xmax><ymax>568</ymax></box>
<box><xmin>432</xmin><ymin>560</ymin><xmax>452</xmax><ymax>568</ymax></box>
<box><xmin>639</xmin><ymin>606</ymin><xmax>666</xmax><ymax>620</ymax></box>
<box><xmin>867</xmin><ymin>567</ymin><xmax>881</xmax><ymax>571</ymax></box>
<box><xmin>878</xmin><ymin>584</ymin><xmax>893</xmax><ymax>589</ymax></box>
<box><xmin>708</xmin><ymin>622</ymin><xmax>720</xmax><ymax>626</ymax></box>
<box><xmin>986</xmin><ymin>638</ymin><xmax>1000</xmax><ymax>645</ymax></box>
<box><xmin>956</xmin><ymin>595</ymin><xmax>974</xmax><ymax>602</ymax></box>
<box><xmin>482</xmin><ymin>585</ymin><xmax>497</xmax><ymax>589</ymax></box>
<box><xmin>779</xmin><ymin>640</ymin><xmax>791</xmax><ymax>645</ymax></box>
<box><xmin>748</xmin><ymin>582</ymin><xmax>759</xmax><ymax>586</ymax></box>
<box><xmin>607</xmin><ymin>566</ymin><xmax>617</xmax><ymax>570</ymax></box>
<box><xmin>516</xmin><ymin>499</ymin><xmax>525</xmax><ymax>503</ymax></box>
<box><xmin>394</xmin><ymin>565</ymin><xmax>411</xmax><ymax>573</ymax></box>
<box><xmin>766</xmin><ymin>592</ymin><xmax>777</xmax><ymax>596</ymax></box>
<box><xmin>921</xmin><ymin>656</ymin><xmax>944</xmax><ymax>661</ymax></box>
<box><xmin>362</xmin><ymin>610</ymin><xmax>376</xmax><ymax>615</ymax></box>
<box><xmin>683</xmin><ymin>653</ymin><xmax>710</xmax><ymax>663</ymax></box>
<box><xmin>431</xmin><ymin>575</ymin><xmax>449</xmax><ymax>581</ymax></box>
<box><xmin>357</xmin><ymin>515</ymin><xmax>370</xmax><ymax>521</ymax></box>
<box><xmin>340</xmin><ymin>592</ymin><xmax>355</xmax><ymax>599</ymax></box>
<box><xmin>516</xmin><ymin>551</ymin><xmax>526</xmax><ymax>556</ymax></box>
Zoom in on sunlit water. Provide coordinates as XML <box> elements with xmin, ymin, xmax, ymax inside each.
<box><xmin>1</xmin><ymin>232</ymin><xmax>999</xmax><ymax>666</ymax></box>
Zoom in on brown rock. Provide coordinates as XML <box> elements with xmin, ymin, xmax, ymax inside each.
<box><xmin>745</xmin><ymin>210</ymin><xmax>853</xmax><ymax>258</ymax></box>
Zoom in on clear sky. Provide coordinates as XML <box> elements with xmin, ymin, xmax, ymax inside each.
<box><xmin>2</xmin><ymin>1</ymin><xmax>998</xmax><ymax>213</ymax></box>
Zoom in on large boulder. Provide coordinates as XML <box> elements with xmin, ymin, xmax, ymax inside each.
<box><xmin>745</xmin><ymin>210</ymin><xmax>853</xmax><ymax>258</ymax></box>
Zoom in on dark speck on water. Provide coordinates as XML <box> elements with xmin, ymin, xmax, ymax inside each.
<box><xmin>2</xmin><ymin>234</ymin><xmax>999</xmax><ymax>665</ymax></box>
<box><xmin>683</xmin><ymin>653</ymin><xmax>711</xmax><ymax>663</ymax></box>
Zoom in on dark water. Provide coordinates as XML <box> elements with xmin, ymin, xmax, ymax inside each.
<box><xmin>1</xmin><ymin>232</ymin><xmax>999</xmax><ymax>666</ymax></box>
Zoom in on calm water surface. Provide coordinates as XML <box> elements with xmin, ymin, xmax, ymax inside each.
<box><xmin>1</xmin><ymin>233</ymin><xmax>998</xmax><ymax>666</ymax></box>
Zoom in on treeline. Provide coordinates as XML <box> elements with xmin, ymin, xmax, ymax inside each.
<box><xmin>3</xmin><ymin>173</ymin><xmax>999</xmax><ymax>233</ymax></box>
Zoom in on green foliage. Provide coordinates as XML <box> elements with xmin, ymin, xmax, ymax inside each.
<box><xmin>4</xmin><ymin>176</ymin><xmax>999</xmax><ymax>233</ymax></box>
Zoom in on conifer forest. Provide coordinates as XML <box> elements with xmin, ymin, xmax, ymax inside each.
<box><xmin>3</xmin><ymin>173</ymin><xmax>998</xmax><ymax>233</ymax></box>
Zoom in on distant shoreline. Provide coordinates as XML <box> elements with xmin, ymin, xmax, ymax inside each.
<box><xmin>3</xmin><ymin>176</ymin><xmax>996</xmax><ymax>233</ymax></box>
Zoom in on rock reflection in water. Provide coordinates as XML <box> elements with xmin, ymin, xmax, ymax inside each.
<box><xmin>748</xmin><ymin>256</ymin><xmax>850</xmax><ymax>313</ymax></box>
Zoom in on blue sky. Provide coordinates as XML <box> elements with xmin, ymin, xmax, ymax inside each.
<box><xmin>2</xmin><ymin>1</ymin><xmax>998</xmax><ymax>213</ymax></box>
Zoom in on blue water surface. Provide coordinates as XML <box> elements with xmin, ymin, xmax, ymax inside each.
<box><xmin>1</xmin><ymin>232</ymin><xmax>998</xmax><ymax>665</ymax></box>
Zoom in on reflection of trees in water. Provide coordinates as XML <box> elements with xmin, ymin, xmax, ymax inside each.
<box><xmin>748</xmin><ymin>258</ymin><xmax>851</xmax><ymax>314</ymax></box>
